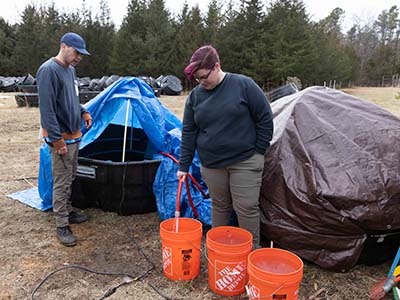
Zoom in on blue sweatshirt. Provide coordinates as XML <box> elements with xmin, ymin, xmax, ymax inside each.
<box><xmin>37</xmin><ymin>58</ymin><xmax>88</xmax><ymax>144</ymax></box>
<box><xmin>179</xmin><ymin>73</ymin><xmax>274</xmax><ymax>172</ymax></box>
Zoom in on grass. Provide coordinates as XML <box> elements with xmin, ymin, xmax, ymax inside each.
<box><xmin>342</xmin><ymin>86</ymin><xmax>400</xmax><ymax>117</ymax></box>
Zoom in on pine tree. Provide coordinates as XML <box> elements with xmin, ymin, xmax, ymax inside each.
<box><xmin>312</xmin><ymin>8</ymin><xmax>355</xmax><ymax>85</ymax></box>
<box><xmin>204</xmin><ymin>0</ymin><xmax>222</xmax><ymax>45</ymax></box>
<box><xmin>79</xmin><ymin>0</ymin><xmax>116</xmax><ymax>77</ymax></box>
<box><xmin>13</xmin><ymin>5</ymin><xmax>44</xmax><ymax>75</ymax></box>
<box><xmin>142</xmin><ymin>0</ymin><xmax>175</xmax><ymax>76</ymax></box>
<box><xmin>110</xmin><ymin>0</ymin><xmax>147</xmax><ymax>75</ymax></box>
<box><xmin>0</xmin><ymin>18</ymin><xmax>16</xmax><ymax>75</ymax></box>
<box><xmin>241</xmin><ymin>0</ymin><xmax>266</xmax><ymax>83</ymax></box>
<box><xmin>169</xmin><ymin>3</ymin><xmax>205</xmax><ymax>83</ymax></box>
<box><xmin>215</xmin><ymin>1</ymin><xmax>245</xmax><ymax>74</ymax></box>
<box><xmin>367</xmin><ymin>6</ymin><xmax>399</xmax><ymax>80</ymax></box>
<box><xmin>41</xmin><ymin>4</ymin><xmax>62</xmax><ymax>63</ymax></box>
<box><xmin>260</xmin><ymin>0</ymin><xmax>318</xmax><ymax>86</ymax></box>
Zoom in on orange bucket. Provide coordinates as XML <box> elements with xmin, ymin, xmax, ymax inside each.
<box><xmin>206</xmin><ymin>226</ymin><xmax>253</xmax><ymax>296</ymax></box>
<box><xmin>247</xmin><ymin>248</ymin><xmax>303</xmax><ymax>300</ymax></box>
<box><xmin>160</xmin><ymin>217</ymin><xmax>202</xmax><ymax>281</ymax></box>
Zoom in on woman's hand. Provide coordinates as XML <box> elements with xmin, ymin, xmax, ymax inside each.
<box><xmin>177</xmin><ymin>170</ymin><xmax>187</xmax><ymax>180</ymax></box>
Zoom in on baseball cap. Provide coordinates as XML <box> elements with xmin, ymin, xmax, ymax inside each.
<box><xmin>60</xmin><ymin>32</ymin><xmax>90</xmax><ymax>55</ymax></box>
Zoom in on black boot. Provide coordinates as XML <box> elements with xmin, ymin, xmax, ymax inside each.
<box><xmin>56</xmin><ymin>226</ymin><xmax>77</xmax><ymax>246</ymax></box>
<box><xmin>69</xmin><ymin>211</ymin><xmax>88</xmax><ymax>224</ymax></box>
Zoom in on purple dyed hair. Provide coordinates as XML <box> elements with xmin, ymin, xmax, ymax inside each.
<box><xmin>184</xmin><ymin>45</ymin><xmax>220</xmax><ymax>82</ymax></box>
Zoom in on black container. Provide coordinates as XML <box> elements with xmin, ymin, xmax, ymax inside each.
<box><xmin>79</xmin><ymin>90</ymin><xmax>100</xmax><ymax>104</ymax></box>
<box><xmin>15</xmin><ymin>94</ymin><xmax>26</xmax><ymax>107</ymax></box>
<box><xmin>71</xmin><ymin>124</ymin><xmax>161</xmax><ymax>215</ymax></box>
<box><xmin>18</xmin><ymin>84</ymin><xmax>37</xmax><ymax>93</ymax></box>
<box><xmin>160</xmin><ymin>75</ymin><xmax>182</xmax><ymax>95</ymax></box>
<box><xmin>15</xmin><ymin>93</ymin><xmax>38</xmax><ymax>107</ymax></box>
<box><xmin>267</xmin><ymin>83</ymin><xmax>298</xmax><ymax>102</ymax></box>
<box><xmin>357</xmin><ymin>230</ymin><xmax>400</xmax><ymax>265</ymax></box>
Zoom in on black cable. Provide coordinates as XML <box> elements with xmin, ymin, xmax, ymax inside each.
<box><xmin>97</xmin><ymin>277</ymin><xmax>134</xmax><ymax>300</ymax></box>
<box><xmin>125</xmin><ymin>223</ymin><xmax>175</xmax><ymax>299</ymax></box>
<box><xmin>30</xmin><ymin>264</ymin><xmax>138</xmax><ymax>300</ymax></box>
<box><xmin>147</xmin><ymin>282</ymin><xmax>175</xmax><ymax>300</ymax></box>
<box><xmin>30</xmin><ymin>222</ymin><xmax>158</xmax><ymax>300</ymax></box>
<box><xmin>127</xmin><ymin>225</ymin><xmax>156</xmax><ymax>280</ymax></box>
<box><xmin>118</xmin><ymin>154</ymin><xmax>128</xmax><ymax>215</ymax></box>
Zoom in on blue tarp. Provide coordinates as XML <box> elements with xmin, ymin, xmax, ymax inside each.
<box><xmin>38</xmin><ymin>77</ymin><xmax>211</xmax><ymax>224</ymax></box>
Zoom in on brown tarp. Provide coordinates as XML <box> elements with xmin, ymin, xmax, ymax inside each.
<box><xmin>260</xmin><ymin>86</ymin><xmax>400</xmax><ymax>271</ymax></box>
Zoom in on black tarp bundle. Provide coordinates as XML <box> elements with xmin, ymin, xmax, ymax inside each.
<box><xmin>260</xmin><ymin>86</ymin><xmax>400</xmax><ymax>271</ymax></box>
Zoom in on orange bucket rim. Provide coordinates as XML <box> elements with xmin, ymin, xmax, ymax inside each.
<box><xmin>248</xmin><ymin>248</ymin><xmax>304</xmax><ymax>278</ymax></box>
<box><xmin>206</xmin><ymin>226</ymin><xmax>253</xmax><ymax>248</ymax></box>
<box><xmin>160</xmin><ymin>217</ymin><xmax>202</xmax><ymax>233</ymax></box>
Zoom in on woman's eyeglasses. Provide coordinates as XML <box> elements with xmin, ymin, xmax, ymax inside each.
<box><xmin>194</xmin><ymin>66</ymin><xmax>215</xmax><ymax>83</ymax></box>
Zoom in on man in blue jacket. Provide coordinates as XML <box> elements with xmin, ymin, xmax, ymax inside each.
<box><xmin>37</xmin><ymin>32</ymin><xmax>92</xmax><ymax>246</ymax></box>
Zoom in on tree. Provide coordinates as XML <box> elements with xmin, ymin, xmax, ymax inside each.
<box><xmin>240</xmin><ymin>0</ymin><xmax>266</xmax><ymax>83</ymax></box>
<box><xmin>318</xmin><ymin>7</ymin><xmax>344</xmax><ymax>35</ymax></box>
<box><xmin>374</xmin><ymin>6</ymin><xmax>399</xmax><ymax>45</ymax></box>
<box><xmin>312</xmin><ymin>8</ymin><xmax>355</xmax><ymax>85</ymax></box>
<box><xmin>40</xmin><ymin>4</ymin><xmax>62</xmax><ymax>62</ymax></box>
<box><xmin>13</xmin><ymin>5</ymin><xmax>45</xmax><ymax>75</ymax></box>
<box><xmin>204</xmin><ymin>0</ymin><xmax>222</xmax><ymax>45</ymax></box>
<box><xmin>169</xmin><ymin>3</ymin><xmax>205</xmax><ymax>82</ymax></box>
<box><xmin>0</xmin><ymin>18</ymin><xmax>16</xmax><ymax>75</ymax></box>
<box><xmin>141</xmin><ymin>0</ymin><xmax>175</xmax><ymax>76</ymax></box>
<box><xmin>347</xmin><ymin>5</ymin><xmax>400</xmax><ymax>84</ymax></box>
<box><xmin>216</xmin><ymin>0</ymin><xmax>265</xmax><ymax>80</ymax></box>
<box><xmin>370</xmin><ymin>6</ymin><xmax>399</xmax><ymax>77</ymax></box>
<box><xmin>79</xmin><ymin>0</ymin><xmax>116</xmax><ymax>77</ymax></box>
<box><xmin>260</xmin><ymin>0</ymin><xmax>318</xmax><ymax>86</ymax></box>
<box><xmin>110</xmin><ymin>0</ymin><xmax>147</xmax><ymax>75</ymax></box>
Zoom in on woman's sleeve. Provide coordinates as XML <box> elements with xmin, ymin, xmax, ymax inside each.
<box><xmin>246</xmin><ymin>78</ymin><xmax>274</xmax><ymax>155</ymax></box>
<box><xmin>179</xmin><ymin>94</ymin><xmax>199</xmax><ymax>172</ymax></box>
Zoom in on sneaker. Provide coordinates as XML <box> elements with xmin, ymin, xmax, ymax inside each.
<box><xmin>56</xmin><ymin>226</ymin><xmax>77</xmax><ymax>246</ymax></box>
<box><xmin>69</xmin><ymin>211</ymin><xmax>88</xmax><ymax>224</ymax></box>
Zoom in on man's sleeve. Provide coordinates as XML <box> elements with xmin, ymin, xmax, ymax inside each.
<box><xmin>37</xmin><ymin>66</ymin><xmax>62</xmax><ymax>142</ymax></box>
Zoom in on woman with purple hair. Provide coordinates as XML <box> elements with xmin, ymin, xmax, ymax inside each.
<box><xmin>177</xmin><ymin>45</ymin><xmax>274</xmax><ymax>248</ymax></box>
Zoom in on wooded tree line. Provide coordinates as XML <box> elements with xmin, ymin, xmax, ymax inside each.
<box><xmin>0</xmin><ymin>0</ymin><xmax>399</xmax><ymax>89</ymax></box>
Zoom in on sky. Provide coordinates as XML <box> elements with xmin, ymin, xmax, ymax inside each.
<box><xmin>1</xmin><ymin>0</ymin><xmax>399</xmax><ymax>31</ymax></box>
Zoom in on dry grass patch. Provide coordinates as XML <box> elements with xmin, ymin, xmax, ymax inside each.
<box><xmin>342</xmin><ymin>86</ymin><xmax>400</xmax><ymax>117</ymax></box>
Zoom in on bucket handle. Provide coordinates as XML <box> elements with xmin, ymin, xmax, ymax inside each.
<box><xmin>246</xmin><ymin>283</ymin><xmax>284</xmax><ymax>299</ymax></box>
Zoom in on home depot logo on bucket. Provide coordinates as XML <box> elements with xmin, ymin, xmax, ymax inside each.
<box><xmin>215</xmin><ymin>261</ymin><xmax>246</xmax><ymax>292</ymax></box>
<box><xmin>206</xmin><ymin>226</ymin><xmax>253</xmax><ymax>296</ymax></box>
<box><xmin>246</xmin><ymin>283</ymin><xmax>260</xmax><ymax>299</ymax></box>
<box><xmin>162</xmin><ymin>246</ymin><xmax>173</xmax><ymax>276</ymax></box>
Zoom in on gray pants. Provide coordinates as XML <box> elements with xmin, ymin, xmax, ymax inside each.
<box><xmin>50</xmin><ymin>143</ymin><xmax>79</xmax><ymax>228</ymax></box>
<box><xmin>200</xmin><ymin>153</ymin><xmax>264</xmax><ymax>246</ymax></box>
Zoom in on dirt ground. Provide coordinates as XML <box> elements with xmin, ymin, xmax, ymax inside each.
<box><xmin>0</xmin><ymin>87</ymin><xmax>398</xmax><ymax>300</ymax></box>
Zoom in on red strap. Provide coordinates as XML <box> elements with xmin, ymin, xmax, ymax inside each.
<box><xmin>160</xmin><ymin>152</ymin><xmax>202</xmax><ymax>218</ymax></box>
